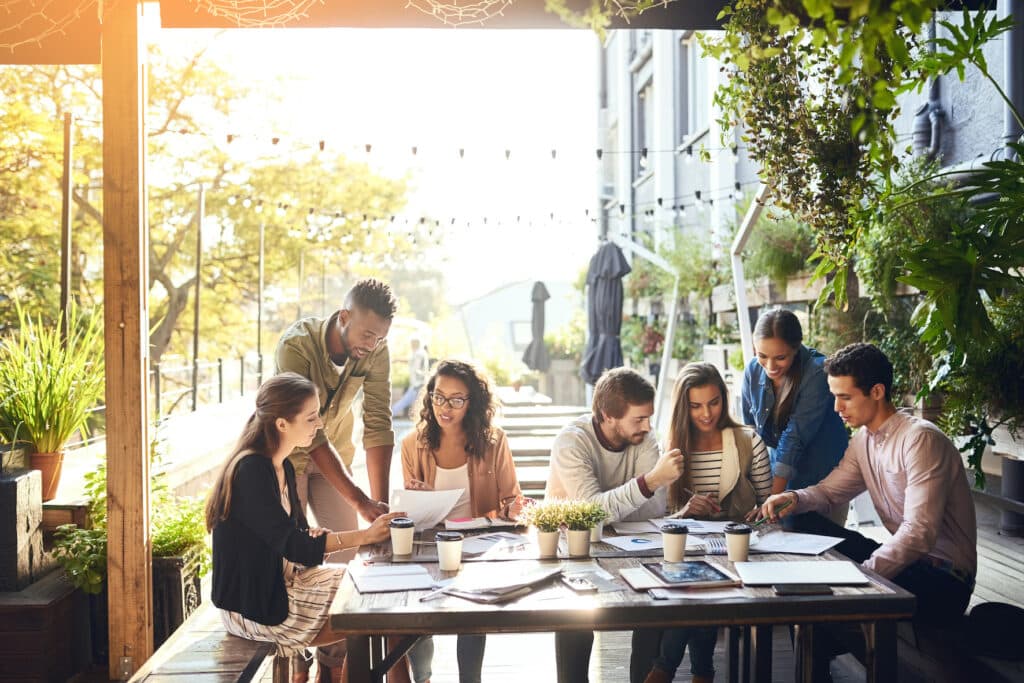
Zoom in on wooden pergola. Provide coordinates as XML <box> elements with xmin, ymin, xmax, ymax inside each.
<box><xmin>0</xmin><ymin>1</ymin><xmax>728</xmax><ymax>677</ymax></box>
<box><xmin>1</xmin><ymin>0</ymin><xmax>990</xmax><ymax>678</ymax></box>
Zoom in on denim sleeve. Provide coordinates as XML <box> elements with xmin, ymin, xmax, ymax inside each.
<box><xmin>741</xmin><ymin>363</ymin><xmax>756</xmax><ymax>426</ymax></box>
<box><xmin>772</xmin><ymin>365</ymin><xmax>834</xmax><ymax>482</ymax></box>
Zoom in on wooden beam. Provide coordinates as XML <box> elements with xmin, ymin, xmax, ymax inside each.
<box><xmin>102</xmin><ymin>0</ymin><xmax>152</xmax><ymax>678</ymax></box>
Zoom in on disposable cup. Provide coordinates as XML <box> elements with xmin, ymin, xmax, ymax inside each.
<box><xmin>661</xmin><ymin>523</ymin><xmax>688</xmax><ymax>563</ymax></box>
<box><xmin>436</xmin><ymin>531</ymin><xmax>464</xmax><ymax>571</ymax></box>
<box><xmin>389</xmin><ymin>517</ymin><xmax>415</xmax><ymax>556</ymax></box>
<box><xmin>724</xmin><ymin>522</ymin><xmax>752</xmax><ymax>562</ymax></box>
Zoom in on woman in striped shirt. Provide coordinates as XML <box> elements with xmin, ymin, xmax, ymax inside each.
<box><xmin>642</xmin><ymin>362</ymin><xmax>771</xmax><ymax>683</ymax></box>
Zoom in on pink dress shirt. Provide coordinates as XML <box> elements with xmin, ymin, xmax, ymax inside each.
<box><xmin>793</xmin><ymin>411</ymin><xmax>977</xmax><ymax>579</ymax></box>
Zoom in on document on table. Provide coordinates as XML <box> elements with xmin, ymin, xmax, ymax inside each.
<box><xmin>750</xmin><ymin>531</ymin><xmax>844</xmax><ymax>555</ymax></box>
<box><xmin>441</xmin><ymin>563</ymin><xmax>563</xmax><ymax>603</ymax></box>
<box><xmin>610</xmin><ymin>520</ymin><xmax>661</xmax><ymax>534</ymax></box>
<box><xmin>349</xmin><ymin>564</ymin><xmax>435</xmax><ymax>593</ymax></box>
<box><xmin>734</xmin><ymin>560</ymin><xmax>869</xmax><ymax>586</ymax></box>
<box><xmin>652</xmin><ymin>518</ymin><xmax>734</xmax><ymax>534</ymax></box>
<box><xmin>461</xmin><ymin>531</ymin><xmax>524</xmax><ymax>555</ymax></box>
<box><xmin>391</xmin><ymin>488</ymin><xmax>464</xmax><ymax>530</ymax></box>
<box><xmin>445</xmin><ymin>516</ymin><xmax>518</xmax><ymax>531</ymax></box>
<box><xmin>649</xmin><ymin>587</ymin><xmax>747</xmax><ymax>600</ymax></box>
<box><xmin>604</xmin><ymin>533</ymin><xmax>707</xmax><ymax>552</ymax></box>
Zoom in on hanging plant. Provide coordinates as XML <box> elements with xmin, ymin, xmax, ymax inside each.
<box><xmin>703</xmin><ymin>0</ymin><xmax>940</xmax><ymax>294</ymax></box>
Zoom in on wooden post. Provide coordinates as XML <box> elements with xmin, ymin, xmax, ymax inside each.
<box><xmin>59</xmin><ymin>112</ymin><xmax>73</xmax><ymax>335</ymax></box>
<box><xmin>102</xmin><ymin>0</ymin><xmax>152</xmax><ymax>678</ymax></box>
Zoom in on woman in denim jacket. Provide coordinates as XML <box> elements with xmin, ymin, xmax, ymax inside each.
<box><xmin>741</xmin><ymin>309</ymin><xmax>849</xmax><ymax>522</ymax></box>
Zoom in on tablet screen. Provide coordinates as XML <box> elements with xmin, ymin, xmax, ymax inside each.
<box><xmin>642</xmin><ymin>561</ymin><xmax>733</xmax><ymax>586</ymax></box>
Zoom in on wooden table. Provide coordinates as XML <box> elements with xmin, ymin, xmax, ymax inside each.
<box><xmin>329</xmin><ymin>549</ymin><xmax>914</xmax><ymax>683</ymax></box>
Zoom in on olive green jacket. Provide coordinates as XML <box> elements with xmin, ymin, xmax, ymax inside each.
<box><xmin>274</xmin><ymin>313</ymin><xmax>394</xmax><ymax>473</ymax></box>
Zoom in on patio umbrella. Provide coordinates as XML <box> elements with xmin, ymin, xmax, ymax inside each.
<box><xmin>580</xmin><ymin>241</ymin><xmax>631</xmax><ymax>385</ymax></box>
<box><xmin>522</xmin><ymin>281</ymin><xmax>551</xmax><ymax>372</ymax></box>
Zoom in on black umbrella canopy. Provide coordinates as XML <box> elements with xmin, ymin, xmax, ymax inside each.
<box><xmin>522</xmin><ymin>281</ymin><xmax>551</xmax><ymax>372</ymax></box>
<box><xmin>580</xmin><ymin>242</ymin><xmax>631</xmax><ymax>385</ymax></box>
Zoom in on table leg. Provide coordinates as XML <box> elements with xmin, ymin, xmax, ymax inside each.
<box><xmin>728</xmin><ymin>627</ymin><xmax>740</xmax><ymax>683</ymax></box>
<box><xmin>863</xmin><ymin>620</ymin><xmax>897</xmax><ymax>683</ymax></box>
<box><xmin>742</xmin><ymin>626</ymin><xmax>751</xmax><ymax>683</ymax></box>
<box><xmin>346</xmin><ymin>635</ymin><xmax>373</xmax><ymax>683</ymax></box>
<box><xmin>793</xmin><ymin>624</ymin><xmax>814</xmax><ymax>683</ymax></box>
<box><xmin>750</xmin><ymin>625</ymin><xmax>772</xmax><ymax>683</ymax></box>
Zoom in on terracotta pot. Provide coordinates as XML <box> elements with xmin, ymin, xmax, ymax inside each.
<box><xmin>30</xmin><ymin>451</ymin><xmax>64</xmax><ymax>502</ymax></box>
<box><xmin>536</xmin><ymin>530</ymin><xmax>560</xmax><ymax>559</ymax></box>
<box><xmin>567</xmin><ymin>529</ymin><xmax>591</xmax><ymax>558</ymax></box>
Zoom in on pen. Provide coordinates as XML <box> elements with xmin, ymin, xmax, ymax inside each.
<box><xmin>419</xmin><ymin>586</ymin><xmax>449</xmax><ymax>602</ymax></box>
<box><xmin>752</xmin><ymin>498</ymin><xmax>793</xmax><ymax>527</ymax></box>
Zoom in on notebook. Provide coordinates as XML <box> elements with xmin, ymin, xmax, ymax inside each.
<box><xmin>734</xmin><ymin>560</ymin><xmax>869</xmax><ymax>586</ymax></box>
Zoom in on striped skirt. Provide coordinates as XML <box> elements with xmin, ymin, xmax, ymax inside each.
<box><xmin>220</xmin><ymin>563</ymin><xmax>347</xmax><ymax>657</ymax></box>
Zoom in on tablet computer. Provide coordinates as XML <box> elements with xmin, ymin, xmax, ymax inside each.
<box><xmin>641</xmin><ymin>561</ymin><xmax>741</xmax><ymax>589</ymax></box>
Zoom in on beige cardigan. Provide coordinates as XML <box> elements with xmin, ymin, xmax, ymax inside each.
<box><xmin>400</xmin><ymin>426</ymin><xmax>522</xmax><ymax>519</ymax></box>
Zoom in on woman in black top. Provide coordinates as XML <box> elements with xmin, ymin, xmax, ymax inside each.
<box><xmin>206</xmin><ymin>372</ymin><xmax>404</xmax><ymax>682</ymax></box>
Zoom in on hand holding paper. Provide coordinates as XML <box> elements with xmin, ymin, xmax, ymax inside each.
<box><xmin>391</xmin><ymin>488</ymin><xmax>464</xmax><ymax>530</ymax></box>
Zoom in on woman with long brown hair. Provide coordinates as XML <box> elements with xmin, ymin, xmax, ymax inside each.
<box><xmin>206</xmin><ymin>372</ymin><xmax>404</xmax><ymax>683</ymax></box>
<box><xmin>400</xmin><ymin>359</ymin><xmax>524</xmax><ymax>683</ymax></box>
<box><xmin>643</xmin><ymin>362</ymin><xmax>771</xmax><ymax>683</ymax></box>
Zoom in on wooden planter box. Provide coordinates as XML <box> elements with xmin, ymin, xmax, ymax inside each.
<box><xmin>540</xmin><ymin>358</ymin><xmax>586</xmax><ymax>406</ymax></box>
<box><xmin>153</xmin><ymin>547</ymin><xmax>204</xmax><ymax>649</ymax></box>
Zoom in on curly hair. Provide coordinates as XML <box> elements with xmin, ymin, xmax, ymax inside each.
<box><xmin>417</xmin><ymin>359</ymin><xmax>497</xmax><ymax>459</ymax></box>
<box><xmin>344</xmin><ymin>277</ymin><xmax>397</xmax><ymax>320</ymax></box>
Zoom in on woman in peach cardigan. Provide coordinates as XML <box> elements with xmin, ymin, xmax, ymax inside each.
<box><xmin>401</xmin><ymin>359</ymin><xmax>524</xmax><ymax>683</ymax></box>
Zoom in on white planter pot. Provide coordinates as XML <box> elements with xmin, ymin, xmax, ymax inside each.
<box><xmin>536</xmin><ymin>530</ymin><xmax>560</xmax><ymax>559</ymax></box>
<box><xmin>567</xmin><ymin>529</ymin><xmax>591</xmax><ymax>558</ymax></box>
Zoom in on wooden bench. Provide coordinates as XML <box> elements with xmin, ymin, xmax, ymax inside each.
<box><xmin>129</xmin><ymin>601</ymin><xmax>287</xmax><ymax>683</ymax></box>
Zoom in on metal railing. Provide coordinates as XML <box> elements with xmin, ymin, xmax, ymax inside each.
<box><xmin>67</xmin><ymin>352</ymin><xmax>266</xmax><ymax>452</ymax></box>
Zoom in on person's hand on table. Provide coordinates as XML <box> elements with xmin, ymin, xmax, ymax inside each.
<box><xmin>744</xmin><ymin>505</ymin><xmax>761</xmax><ymax>522</ymax></box>
<box><xmin>681</xmin><ymin>492</ymin><xmax>720</xmax><ymax>517</ymax></box>
<box><xmin>759</xmin><ymin>491</ymin><xmax>798</xmax><ymax>522</ymax></box>
<box><xmin>506</xmin><ymin>495</ymin><xmax>526</xmax><ymax>520</ymax></box>
<box><xmin>361</xmin><ymin>511</ymin><xmax>407</xmax><ymax>545</ymax></box>
<box><xmin>405</xmin><ymin>479</ymin><xmax>434</xmax><ymax>491</ymax></box>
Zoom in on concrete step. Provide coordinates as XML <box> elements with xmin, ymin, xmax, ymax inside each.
<box><xmin>500</xmin><ymin>405</ymin><xmax>586</xmax><ymax>420</ymax></box>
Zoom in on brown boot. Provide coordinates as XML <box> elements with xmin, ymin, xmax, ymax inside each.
<box><xmin>643</xmin><ymin>669</ymin><xmax>673</xmax><ymax>683</ymax></box>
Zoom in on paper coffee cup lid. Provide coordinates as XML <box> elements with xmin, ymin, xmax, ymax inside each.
<box><xmin>389</xmin><ymin>517</ymin><xmax>415</xmax><ymax>528</ymax></box>
<box><xmin>661</xmin><ymin>523</ymin><xmax>688</xmax><ymax>534</ymax></box>
<box><xmin>724</xmin><ymin>522</ymin><xmax>752</xmax><ymax>535</ymax></box>
<box><xmin>436</xmin><ymin>531</ymin><xmax>464</xmax><ymax>542</ymax></box>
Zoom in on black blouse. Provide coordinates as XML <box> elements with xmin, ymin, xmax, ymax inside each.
<box><xmin>211</xmin><ymin>453</ymin><xmax>328</xmax><ymax>625</ymax></box>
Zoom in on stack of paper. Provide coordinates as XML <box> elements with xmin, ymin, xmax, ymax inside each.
<box><xmin>349</xmin><ymin>564</ymin><xmax>435</xmax><ymax>593</ymax></box>
<box><xmin>443</xmin><ymin>564</ymin><xmax>563</xmax><ymax>604</ymax></box>
<box><xmin>445</xmin><ymin>517</ymin><xmax>518</xmax><ymax>531</ymax></box>
<box><xmin>391</xmin><ymin>488</ymin><xmax>464</xmax><ymax>530</ymax></box>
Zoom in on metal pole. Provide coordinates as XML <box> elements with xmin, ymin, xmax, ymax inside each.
<box><xmin>240</xmin><ymin>356</ymin><xmax>245</xmax><ymax>396</ymax></box>
<box><xmin>731</xmin><ymin>183</ymin><xmax>771</xmax><ymax>364</ymax></box>
<box><xmin>217</xmin><ymin>358</ymin><xmax>224</xmax><ymax>403</ymax></box>
<box><xmin>297</xmin><ymin>250</ymin><xmax>304</xmax><ymax>320</ymax></box>
<box><xmin>153</xmin><ymin>362</ymin><xmax>161</xmax><ymax>422</ymax></box>
<box><xmin>258</xmin><ymin>222</ymin><xmax>264</xmax><ymax>360</ymax></box>
<box><xmin>192</xmin><ymin>185</ymin><xmax>204</xmax><ymax>412</ymax></box>
<box><xmin>59</xmin><ymin>112</ymin><xmax>73</xmax><ymax>336</ymax></box>
<box><xmin>321</xmin><ymin>253</ymin><xmax>328</xmax><ymax>316</ymax></box>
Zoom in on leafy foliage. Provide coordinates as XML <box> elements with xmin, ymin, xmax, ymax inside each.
<box><xmin>545</xmin><ymin>309</ymin><xmax>587</xmax><ymax>361</ymax></box>
<box><xmin>518</xmin><ymin>499</ymin><xmax>566</xmax><ymax>532</ymax></box>
<box><xmin>744</xmin><ymin>211</ymin><xmax>817</xmax><ymax>290</ymax></box>
<box><xmin>0</xmin><ymin>302</ymin><xmax>104</xmax><ymax>452</ymax></box>
<box><xmin>519</xmin><ymin>498</ymin><xmax>607</xmax><ymax>531</ymax></box>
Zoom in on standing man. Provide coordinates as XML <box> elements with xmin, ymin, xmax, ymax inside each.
<box><xmin>392</xmin><ymin>336</ymin><xmax>429</xmax><ymax>418</ymax></box>
<box><xmin>760</xmin><ymin>343</ymin><xmax>977</xmax><ymax>679</ymax></box>
<box><xmin>546</xmin><ymin>367</ymin><xmax>685</xmax><ymax>683</ymax></box>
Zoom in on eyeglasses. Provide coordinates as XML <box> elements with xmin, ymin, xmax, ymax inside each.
<box><xmin>430</xmin><ymin>392</ymin><xmax>468</xmax><ymax>410</ymax></box>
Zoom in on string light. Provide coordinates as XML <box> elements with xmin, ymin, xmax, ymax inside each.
<box><xmin>0</xmin><ymin>0</ymin><xmax>99</xmax><ymax>55</ymax></box>
<box><xmin>183</xmin><ymin>0</ymin><xmax>322</xmax><ymax>28</ymax></box>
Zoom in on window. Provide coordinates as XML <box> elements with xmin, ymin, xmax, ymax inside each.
<box><xmin>636</xmin><ymin>79</ymin><xmax>654</xmax><ymax>174</ymax></box>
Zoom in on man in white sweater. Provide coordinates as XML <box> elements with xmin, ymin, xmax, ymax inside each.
<box><xmin>546</xmin><ymin>367</ymin><xmax>685</xmax><ymax>683</ymax></box>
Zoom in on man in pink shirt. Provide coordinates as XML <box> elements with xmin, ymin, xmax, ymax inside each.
<box><xmin>761</xmin><ymin>343</ymin><xmax>977</xmax><ymax>677</ymax></box>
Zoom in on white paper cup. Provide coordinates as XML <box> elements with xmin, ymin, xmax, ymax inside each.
<box><xmin>724</xmin><ymin>522</ymin><xmax>752</xmax><ymax>562</ymax></box>
<box><xmin>661</xmin><ymin>523</ymin><xmax>688</xmax><ymax>563</ymax></box>
<box><xmin>436</xmin><ymin>531</ymin><xmax>464</xmax><ymax>571</ymax></box>
<box><xmin>389</xmin><ymin>517</ymin><xmax>415</xmax><ymax>556</ymax></box>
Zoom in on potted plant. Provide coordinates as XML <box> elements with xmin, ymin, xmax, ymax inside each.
<box><xmin>518</xmin><ymin>500</ymin><xmax>565</xmax><ymax>559</ymax></box>
<box><xmin>0</xmin><ymin>303</ymin><xmax>104</xmax><ymax>501</ymax></box>
<box><xmin>562</xmin><ymin>500</ymin><xmax>607</xmax><ymax>559</ymax></box>
<box><xmin>53</xmin><ymin>453</ymin><xmax>211</xmax><ymax>660</ymax></box>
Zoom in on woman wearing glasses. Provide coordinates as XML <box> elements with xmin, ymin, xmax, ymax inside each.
<box><xmin>401</xmin><ymin>359</ymin><xmax>524</xmax><ymax>683</ymax></box>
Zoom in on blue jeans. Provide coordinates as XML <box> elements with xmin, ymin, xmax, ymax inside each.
<box><xmin>408</xmin><ymin>634</ymin><xmax>486</xmax><ymax>683</ymax></box>
<box><xmin>392</xmin><ymin>385</ymin><xmax>423</xmax><ymax>418</ymax></box>
<box><xmin>651</xmin><ymin>627</ymin><xmax>717</xmax><ymax>678</ymax></box>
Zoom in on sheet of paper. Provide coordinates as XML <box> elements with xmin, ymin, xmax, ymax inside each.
<box><xmin>349</xmin><ymin>564</ymin><xmax>435</xmax><ymax>593</ymax></box>
<box><xmin>734</xmin><ymin>560</ymin><xmax>869</xmax><ymax>586</ymax></box>
<box><xmin>652</xmin><ymin>517</ymin><xmax>734</xmax><ymax>534</ymax></box>
<box><xmin>602</xmin><ymin>534</ymin><xmax>664</xmax><ymax>551</ymax></box>
<box><xmin>610</xmin><ymin>520</ymin><xmax>660</xmax><ymax>534</ymax></box>
<box><xmin>444</xmin><ymin>516</ymin><xmax>517</xmax><ymax>530</ymax></box>
<box><xmin>750</xmin><ymin>531</ymin><xmax>844</xmax><ymax>555</ymax></box>
<box><xmin>649</xmin><ymin>587</ymin><xmax>747</xmax><ymax>600</ymax></box>
<box><xmin>391</xmin><ymin>488</ymin><xmax>464</xmax><ymax>530</ymax></box>
<box><xmin>461</xmin><ymin>531</ymin><xmax>523</xmax><ymax>555</ymax></box>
